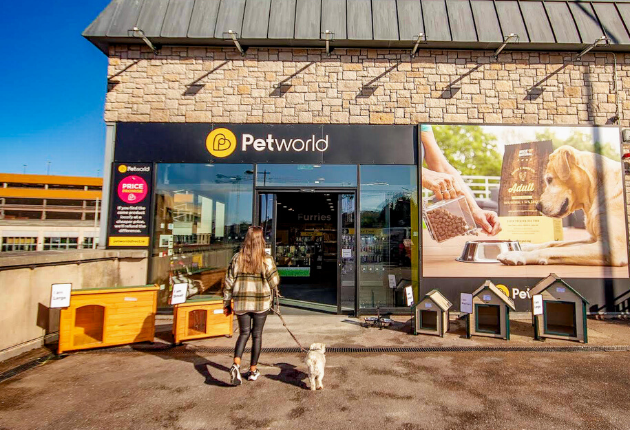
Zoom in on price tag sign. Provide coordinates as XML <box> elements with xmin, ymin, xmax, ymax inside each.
<box><xmin>425</xmin><ymin>302</ymin><xmax>433</xmax><ymax>308</ymax></box>
<box><xmin>460</xmin><ymin>293</ymin><xmax>473</xmax><ymax>314</ymax></box>
<box><xmin>533</xmin><ymin>294</ymin><xmax>543</xmax><ymax>315</ymax></box>
<box><xmin>171</xmin><ymin>283</ymin><xmax>188</xmax><ymax>305</ymax></box>
<box><xmin>556</xmin><ymin>287</ymin><xmax>566</xmax><ymax>293</ymax></box>
<box><xmin>405</xmin><ymin>286</ymin><xmax>414</xmax><ymax>307</ymax></box>
<box><xmin>50</xmin><ymin>284</ymin><xmax>72</xmax><ymax>308</ymax></box>
<box><xmin>482</xmin><ymin>294</ymin><xmax>492</xmax><ymax>302</ymax></box>
<box><xmin>388</xmin><ymin>274</ymin><xmax>397</xmax><ymax>289</ymax></box>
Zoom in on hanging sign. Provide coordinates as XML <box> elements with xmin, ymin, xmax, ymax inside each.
<box><xmin>460</xmin><ymin>293</ymin><xmax>473</xmax><ymax>314</ymax></box>
<box><xmin>50</xmin><ymin>284</ymin><xmax>72</xmax><ymax>308</ymax></box>
<box><xmin>533</xmin><ymin>295</ymin><xmax>544</xmax><ymax>315</ymax></box>
<box><xmin>388</xmin><ymin>274</ymin><xmax>397</xmax><ymax>289</ymax></box>
<box><xmin>107</xmin><ymin>163</ymin><xmax>153</xmax><ymax>247</ymax></box>
<box><xmin>170</xmin><ymin>283</ymin><xmax>188</xmax><ymax>305</ymax></box>
<box><xmin>405</xmin><ymin>286</ymin><xmax>414</xmax><ymax>307</ymax></box>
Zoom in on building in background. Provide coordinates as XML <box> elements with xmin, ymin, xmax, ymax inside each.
<box><xmin>0</xmin><ymin>174</ymin><xmax>102</xmax><ymax>252</ymax></box>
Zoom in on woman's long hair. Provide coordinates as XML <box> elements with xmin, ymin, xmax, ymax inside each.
<box><xmin>238</xmin><ymin>226</ymin><xmax>266</xmax><ymax>274</ymax></box>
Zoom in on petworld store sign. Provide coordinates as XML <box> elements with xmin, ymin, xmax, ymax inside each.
<box><xmin>114</xmin><ymin>123</ymin><xmax>417</xmax><ymax>165</ymax></box>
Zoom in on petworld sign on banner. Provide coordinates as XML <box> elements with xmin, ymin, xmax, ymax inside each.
<box><xmin>114</xmin><ymin>123</ymin><xmax>416</xmax><ymax>165</ymax></box>
<box><xmin>107</xmin><ymin>163</ymin><xmax>153</xmax><ymax>247</ymax></box>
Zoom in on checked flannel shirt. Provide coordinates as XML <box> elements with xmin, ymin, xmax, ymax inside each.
<box><xmin>223</xmin><ymin>254</ymin><xmax>280</xmax><ymax>313</ymax></box>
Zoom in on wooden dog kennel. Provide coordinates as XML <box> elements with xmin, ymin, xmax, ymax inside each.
<box><xmin>412</xmin><ymin>289</ymin><xmax>452</xmax><ymax>337</ymax></box>
<box><xmin>172</xmin><ymin>295</ymin><xmax>233</xmax><ymax>344</ymax></box>
<box><xmin>467</xmin><ymin>280</ymin><xmax>515</xmax><ymax>340</ymax></box>
<box><xmin>530</xmin><ymin>274</ymin><xmax>588</xmax><ymax>343</ymax></box>
<box><xmin>58</xmin><ymin>284</ymin><xmax>158</xmax><ymax>354</ymax></box>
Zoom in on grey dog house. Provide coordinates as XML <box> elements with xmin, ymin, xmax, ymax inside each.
<box><xmin>530</xmin><ymin>274</ymin><xmax>589</xmax><ymax>343</ymax></box>
<box><xmin>412</xmin><ymin>290</ymin><xmax>452</xmax><ymax>336</ymax></box>
<box><xmin>466</xmin><ymin>281</ymin><xmax>516</xmax><ymax>340</ymax></box>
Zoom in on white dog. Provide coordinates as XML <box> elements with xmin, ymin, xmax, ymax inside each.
<box><xmin>305</xmin><ymin>343</ymin><xmax>326</xmax><ymax>391</ymax></box>
<box><xmin>498</xmin><ymin>145</ymin><xmax>628</xmax><ymax>267</ymax></box>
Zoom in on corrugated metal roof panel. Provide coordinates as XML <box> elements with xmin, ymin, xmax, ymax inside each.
<box><xmin>347</xmin><ymin>0</ymin><xmax>373</xmax><ymax>40</ymax></box>
<box><xmin>423</xmin><ymin>0</ymin><xmax>451</xmax><ymax>41</ymax></box>
<box><xmin>322</xmin><ymin>0</ymin><xmax>347</xmax><ymax>39</ymax></box>
<box><xmin>84</xmin><ymin>0</ymin><xmax>121</xmax><ymax>37</ymax></box>
<box><xmin>447</xmin><ymin>0</ymin><xmax>477</xmax><ymax>42</ymax></box>
<box><xmin>520</xmin><ymin>1</ymin><xmax>555</xmax><ymax>43</ymax></box>
<box><xmin>616</xmin><ymin>4</ymin><xmax>630</xmax><ymax>41</ymax></box>
<box><xmin>470</xmin><ymin>0</ymin><xmax>502</xmax><ymax>43</ymax></box>
<box><xmin>494</xmin><ymin>0</ymin><xmax>529</xmax><ymax>42</ymax></box>
<box><xmin>136</xmin><ymin>0</ymin><xmax>169</xmax><ymax>38</ymax></box>
<box><xmin>372</xmin><ymin>0</ymin><xmax>399</xmax><ymax>41</ymax></box>
<box><xmin>242</xmin><ymin>0</ymin><xmax>272</xmax><ymax>38</ymax></box>
<box><xmin>544</xmin><ymin>2</ymin><xmax>581</xmax><ymax>44</ymax></box>
<box><xmin>593</xmin><ymin>2</ymin><xmax>630</xmax><ymax>43</ymax></box>
<box><xmin>161</xmin><ymin>0</ymin><xmax>195</xmax><ymax>38</ymax></box>
<box><xmin>214</xmin><ymin>0</ymin><xmax>246</xmax><ymax>38</ymax></box>
<box><xmin>396</xmin><ymin>0</ymin><xmax>423</xmax><ymax>41</ymax></box>
<box><xmin>295</xmin><ymin>0</ymin><xmax>321</xmax><ymax>39</ymax></box>
<box><xmin>106</xmin><ymin>0</ymin><xmax>144</xmax><ymax>37</ymax></box>
<box><xmin>569</xmin><ymin>2</ymin><xmax>604</xmax><ymax>43</ymax></box>
<box><xmin>268</xmin><ymin>0</ymin><xmax>297</xmax><ymax>39</ymax></box>
<box><xmin>188</xmin><ymin>0</ymin><xmax>221</xmax><ymax>38</ymax></box>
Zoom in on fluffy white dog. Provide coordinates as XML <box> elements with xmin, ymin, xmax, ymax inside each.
<box><xmin>305</xmin><ymin>343</ymin><xmax>326</xmax><ymax>391</ymax></box>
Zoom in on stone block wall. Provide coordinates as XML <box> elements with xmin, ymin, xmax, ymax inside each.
<box><xmin>105</xmin><ymin>45</ymin><xmax>629</xmax><ymax>127</ymax></box>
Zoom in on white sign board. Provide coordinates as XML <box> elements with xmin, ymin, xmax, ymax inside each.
<box><xmin>342</xmin><ymin>248</ymin><xmax>352</xmax><ymax>258</ymax></box>
<box><xmin>50</xmin><ymin>284</ymin><xmax>72</xmax><ymax>308</ymax></box>
<box><xmin>556</xmin><ymin>287</ymin><xmax>566</xmax><ymax>293</ymax></box>
<box><xmin>425</xmin><ymin>302</ymin><xmax>433</xmax><ymax>308</ymax></box>
<box><xmin>171</xmin><ymin>283</ymin><xmax>188</xmax><ymax>305</ymax></box>
<box><xmin>460</xmin><ymin>293</ymin><xmax>473</xmax><ymax>314</ymax></box>
<box><xmin>405</xmin><ymin>286</ymin><xmax>414</xmax><ymax>307</ymax></box>
<box><xmin>265</xmin><ymin>248</ymin><xmax>272</xmax><ymax>255</ymax></box>
<box><xmin>388</xmin><ymin>274</ymin><xmax>397</xmax><ymax>289</ymax></box>
<box><xmin>482</xmin><ymin>294</ymin><xmax>492</xmax><ymax>302</ymax></box>
<box><xmin>533</xmin><ymin>294</ymin><xmax>544</xmax><ymax>315</ymax></box>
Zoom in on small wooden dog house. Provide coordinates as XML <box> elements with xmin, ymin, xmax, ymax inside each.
<box><xmin>172</xmin><ymin>295</ymin><xmax>233</xmax><ymax>344</ymax></box>
<box><xmin>412</xmin><ymin>289</ymin><xmax>452</xmax><ymax>336</ymax></box>
<box><xmin>467</xmin><ymin>280</ymin><xmax>515</xmax><ymax>340</ymax></box>
<box><xmin>530</xmin><ymin>274</ymin><xmax>589</xmax><ymax>343</ymax></box>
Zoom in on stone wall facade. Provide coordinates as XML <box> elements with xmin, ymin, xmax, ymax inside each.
<box><xmin>105</xmin><ymin>45</ymin><xmax>629</xmax><ymax>127</ymax></box>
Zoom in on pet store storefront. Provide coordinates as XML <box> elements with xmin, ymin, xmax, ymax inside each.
<box><xmin>105</xmin><ymin>122</ymin><xmax>630</xmax><ymax>316</ymax></box>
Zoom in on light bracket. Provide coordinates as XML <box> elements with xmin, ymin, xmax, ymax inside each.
<box><xmin>128</xmin><ymin>27</ymin><xmax>160</xmax><ymax>55</ymax></box>
<box><xmin>225</xmin><ymin>30</ymin><xmax>246</xmax><ymax>56</ymax></box>
<box><xmin>577</xmin><ymin>35</ymin><xmax>609</xmax><ymax>60</ymax></box>
<box><xmin>411</xmin><ymin>33</ymin><xmax>427</xmax><ymax>57</ymax></box>
<box><xmin>322</xmin><ymin>30</ymin><xmax>335</xmax><ymax>56</ymax></box>
<box><xmin>493</xmin><ymin>33</ymin><xmax>519</xmax><ymax>58</ymax></box>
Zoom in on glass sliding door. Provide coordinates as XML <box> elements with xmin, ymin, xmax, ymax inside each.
<box><xmin>258</xmin><ymin>193</ymin><xmax>276</xmax><ymax>256</ymax></box>
<box><xmin>338</xmin><ymin>193</ymin><xmax>356</xmax><ymax>313</ymax></box>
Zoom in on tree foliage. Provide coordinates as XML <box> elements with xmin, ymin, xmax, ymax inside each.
<box><xmin>534</xmin><ymin>129</ymin><xmax>620</xmax><ymax>161</ymax></box>
<box><xmin>431</xmin><ymin>125</ymin><xmax>502</xmax><ymax>176</ymax></box>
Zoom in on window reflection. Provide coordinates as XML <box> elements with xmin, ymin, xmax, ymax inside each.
<box><xmin>256</xmin><ymin>164</ymin><xmax>357</xmax><ymax>187</ymax></box>
<box><xmin>151</xmin><ymin>164</ymin><xmax>254</xmax><ymax>307</ymax></box>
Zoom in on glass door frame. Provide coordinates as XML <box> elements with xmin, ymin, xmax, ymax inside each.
<box><xmin>254</xmin><ymin>187</ymin><xmax>358</xmax><ymax>315</ymax></box>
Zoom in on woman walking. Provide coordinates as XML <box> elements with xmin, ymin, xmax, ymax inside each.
<box><xmin>223</xmin><ymin>226</ymin><xmax>280</xmax><ymax>385</ymax></box>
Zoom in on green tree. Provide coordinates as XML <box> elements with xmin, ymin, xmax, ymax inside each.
<box><xmin>431</xmin><ymin>125</ymin><xmax>502</xmax><ymax>176</ymax></box>
<box><xmin>535</xmin><ymin>129</ymin><xmax>620</xmax><ymax>161</ymax></box>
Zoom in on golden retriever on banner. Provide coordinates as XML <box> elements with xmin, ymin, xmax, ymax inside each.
<box><xmin>498</xmin><ymin>145</ymin><xmax>628</xmax><ymax>267</ymax></box>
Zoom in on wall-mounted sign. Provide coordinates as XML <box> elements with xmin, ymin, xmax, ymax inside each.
<box><xmin>107</xmin><ymin>163</ymin><xmax>153</xmax><ymax>247</ymax></box>
<box><xmin>50</xmin><ymin>284</ymin><xmax>72</xmax><ymax>308</ymax></box>
<box><xmin>171</xmin><ymin>283</ymin><xmax>188</xmax><ymax>305</ymax></box>
<box><xmin>460</xmin><ymin>293</ymin><xmax>473</xmax><ymax>314</ymax></box>
<box><xmin>482</xmin><ymin>294</ymin><xmax>492</xmax><ymax>302</ymax></box>
<box><xmin>342</xmin><ymin>249</ymin><xmax>352</xmax><ymax>258</ymax></box>
<box><xmin>533</xmin><ymin>294</ymin><xmax>543</xmax><ymax>315</ymax></box>
<box><xmin>425</xmin><ymin>302</ymin><xmax>433</xmax><ymax>308</ymax></box>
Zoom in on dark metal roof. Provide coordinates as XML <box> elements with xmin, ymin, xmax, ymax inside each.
<box><xmin>84</xmin><ymin>0</ymin><xmax>630</xmax><ymax>54</ymax></box>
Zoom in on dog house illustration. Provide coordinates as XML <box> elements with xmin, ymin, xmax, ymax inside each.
<box><xmin>172</xmin><ymin>295</ymin><xmax>233</xmax><ymax>344</ymax></box>
<box><xmin>412</xmin><ymin>289</ymin><xmax>452</xmax><ymax>336</ymax></box>
<box><xmin>467</xmin><ymin>281</ymin><xmax>515</xmax><ymax>340</ymax></box>
<box><xmin>58</xmin><ymin>285</ymin><xmax>159</xmax><ymax>354</ymax></box>
<box><xmin>530</xmin><ymin>274</ymin><xmax>588</xmax><ymax>343</ymax></box>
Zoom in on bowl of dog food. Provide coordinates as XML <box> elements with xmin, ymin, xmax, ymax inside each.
<box><xmin>423</xmin><ymin>196</ymin><xmax>477</xmax><ymax>243</ymax></box>
<box><xmin>456</xmin><ymin>239</ymin><xmax>521</xmax><ymax>263</ymax></box>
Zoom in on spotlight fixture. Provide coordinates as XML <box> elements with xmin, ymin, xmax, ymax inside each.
<box><xmin>128</xmin><ymin>27</ymin><xmax>160</xmax><ymax>55</ymax></box>
<box><xmin>577</xmin><ymin>36</ymin><xmax>609</xmax><ymax>60</ymax></box>
<box><xmin>411</xmin><ymin>33</ymin><xmax>426</xmax><ymax>57</ymax></box>
<box><xmin>493</xmin><ymin>33</ymin><xmax>519</xmax><ymax>58</ymax></box>
<box><xmin>322</xmin><ymin>30</ymin><xmax>335</xmax><ymax>56</ymax></box>
<box><xmin>224</xmin><ymin>30</ymin><xmax>246</xmax><ymax>56</ymax></box>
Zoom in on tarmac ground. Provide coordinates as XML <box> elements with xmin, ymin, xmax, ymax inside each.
<box><xmin>2</xmin><ymin>311</ymin><xmax>630</xmax><ymax>430</ymax></box>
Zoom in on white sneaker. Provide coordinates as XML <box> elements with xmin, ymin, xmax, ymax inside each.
<box><xmin>229</xmin><ymin>364</ymin><xmax>242</xmax><ymax>386</ymax></box>
<box><xmin>247</xmin><ymin>369</ymin><xmax>260</xmax><ymax>381</ymax></box>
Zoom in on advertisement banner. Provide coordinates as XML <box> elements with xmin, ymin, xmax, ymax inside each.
<box><xmin>107</xmin><ymin>163</ymin><xmax>153</xmax><ymax>248</ymax></box>
<box><xmin>421</xmin><ymin>125</ymin><xmax>628</xmax><ymax>284</ymax></box>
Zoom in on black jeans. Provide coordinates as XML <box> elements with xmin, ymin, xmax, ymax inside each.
<box><xmin>234</xmin><ymin>311</ymin><xmax>268</xmax><ymax>366</ymax></box>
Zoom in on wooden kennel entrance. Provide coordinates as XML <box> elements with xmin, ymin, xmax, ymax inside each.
<box><xmin>466</xmin><ymin>280</ymin><xmax>515</xmax><ymax>340</ymax></box>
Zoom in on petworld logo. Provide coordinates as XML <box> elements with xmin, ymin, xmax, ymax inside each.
<box><xmin>118</xmin><ymin>165</ymin><xmax>150</xmax><ymax>173</ymax></box>
<box><xmin>206</xmin><ymin>128</ymin><xmax>329</xmax><ymax>158</ymax></box>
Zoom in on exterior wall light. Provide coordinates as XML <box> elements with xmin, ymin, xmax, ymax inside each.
<box><xmin>493</xmin><ymin>33</ymin><xmax>519</xmax><ymax>58</ymax></box>
<box><xmin>411</xmin><ymin>33</ymin><xmax>426</xmax><ymax>57</ymax></box>
<box><xmin>576</xmin><ymin>36</ymin><xmax>609</xmax><ymax>60</ymax></box>
<box><xmin>322</xmin><ymin>30</ymin><xmax>335</xmax><ymax>56</ymax></box>
<box><xmin>128</xmin><ymin>27</ymin><xmax>160</xmax><ymax>55</ymax></box>
<box><xmin>225</xmin><ymin>30</ymin><xmax>246</xmax><ymax>56</ymax></box>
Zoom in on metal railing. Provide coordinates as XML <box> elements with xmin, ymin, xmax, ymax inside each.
<box><xmin>422</xmin><ymin>175</ymin><xmax>500</xmax><ymax>200</ymax></box>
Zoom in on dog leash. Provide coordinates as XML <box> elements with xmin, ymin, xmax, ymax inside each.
<box><xmin>271</xmin><ymin>289</ymin><xmax>307</xmax><ymax>353</ymax></box>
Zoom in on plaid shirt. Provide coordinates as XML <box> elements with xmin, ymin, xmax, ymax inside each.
<box><xmin>223</xmin><ymin>254</ymin><xmax>280</xmax><ymax>313</ymax></box>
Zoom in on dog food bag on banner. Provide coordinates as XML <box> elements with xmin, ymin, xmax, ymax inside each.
<box><xmin>498</xmin><ymin>140</ymin><xmax>553</xmax><ymax>217</ymax></box>
<box><xmin>423</xmin><ymin>196</ymin><xmax>477</xmax><ymax>243</ymax></box>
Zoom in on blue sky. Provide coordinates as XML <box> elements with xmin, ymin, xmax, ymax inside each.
<box><xmin>0</xmin><ymin>1</ymin><xmax>111</xmax><ymax>177</ymax></box>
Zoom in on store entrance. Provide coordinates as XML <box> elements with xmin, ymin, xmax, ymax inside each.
<box><xmin>257</xmin><ymin>191</ymin><xmax>356</xmax><ymax>314</ymax></box>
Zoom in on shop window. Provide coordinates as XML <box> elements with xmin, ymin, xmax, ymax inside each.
<box><xmin>151</xmin><ymin>164</ymin><xmax>254</xmax><ymax>307</ymax></box>
<box><xmin>44</xmin><ymin>237</ymin><xmax>79</xmax><ymax>250</ymax></box>
<box><xmin>256</xmin><ymin>164</ymin><xmax>357</xmax><ymax>187</ymax></box>
<box><xmin>359</xmin><ymin>165</ymin><xmax>418</xmax><ymax>309</ymax></box>
<box><xmin>82</xmin><ymin>237</ymin><xmax>98</xmax><ymax>249</ymax></box>
<box><xmin>1</xmin><ymin>237</ymin><xmax>38</xmax><ymax>252</ymax></box>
